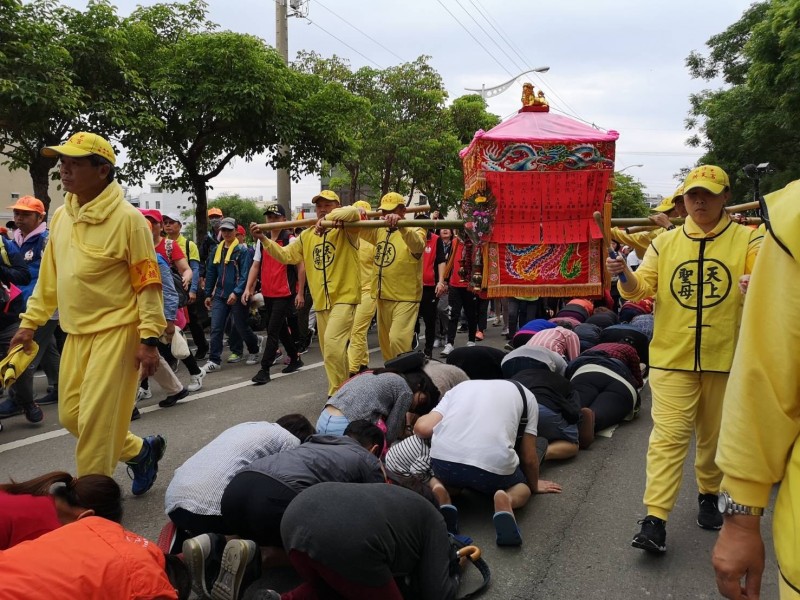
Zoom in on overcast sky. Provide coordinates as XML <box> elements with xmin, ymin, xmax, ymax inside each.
<box><xmin>62</xmin><ymin>0</ymin><xmax>755</xmax><ymax>205</ymax></box>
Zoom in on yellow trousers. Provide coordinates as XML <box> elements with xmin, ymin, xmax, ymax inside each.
<box><xmin>347</xmin><ymin>291</ymin><xmax>376</xmax><ymax>374</ymax></box>
<box><xmin>59</xmin><ymin>322</ymin><xmax>143</xmax><ymax>477</ymax></box>
<box><xmin>644</xmin><ymin>369</ymin><xmax>729</xmax><ymax>520</ymax></box>
<box><xmin>376</xmin><ymin>299</ymin><xmax>419</xmax><ymax>362</ymax></box>
<box><xmin>316</xmin><ymin>303</ymin><xmax>357</xmax><ymax>397</ymax></box>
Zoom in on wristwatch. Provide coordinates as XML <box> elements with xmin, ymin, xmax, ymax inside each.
<box><xmin>717</xmin><ymin>491</ymin><xmax>765</xmax><ymax>516</ymax></box>
<box><xmin>140</xmin><ymin>337</ymin><xmax>159</xmax><ymax>347</ymax></box>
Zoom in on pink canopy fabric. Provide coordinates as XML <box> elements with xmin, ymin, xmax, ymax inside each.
<box><xmin>478</xmin><ymin>110</ymin><xmax>618</xmax><ymax>143</ymax></box>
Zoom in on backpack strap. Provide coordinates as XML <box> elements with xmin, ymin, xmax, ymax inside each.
<box><xmin>509</xmin><ymin>380</ymin><xmax>529</xmax><ymax>452</ymax></box>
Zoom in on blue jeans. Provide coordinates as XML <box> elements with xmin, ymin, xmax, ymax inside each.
<box><xmin>315</xmin><ymin>410</ymin><xmax>349</xmax><ymax>436</ymax></box>
<box><xmin>537</xmin><ymin>404</ymin><xmax>579</xmax><ymax>444</ymax></box>
<box><xmin>209</xmin><ymin>296</ymin><xmax>259</xmax><ymax>365</ymax></box>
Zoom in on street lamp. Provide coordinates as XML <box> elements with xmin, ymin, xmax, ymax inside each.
<box><xmin>617</xmin><ymin>164</ymin><xmax>644</xmax><ymax>173</ymax></box>
<box><xmin>465</xmin><ymin>67</ymin><xmax>551</xmax><ymax>99</ymax></box>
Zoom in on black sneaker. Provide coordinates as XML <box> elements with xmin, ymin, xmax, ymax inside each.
<box><xmin>23</xmin><ymin>402</ymin><xmax>44</xmax><ymax>424</ymax></box>
<box><xmin>131</xmin><ymin>406</ymin><xmax>141</xmax><ymax>421</ymax></box>
<box><xmin>631</xmin><ymin>516</ymin><xmax>667</xmax><ymax>553</ymax></box>
<box><xmin>194</xmin><ymin>347</ymin><xmax>208</xmax><ymax>361</ymax></box>
<box><xmin>36</xmin><ymin>387</ymin><xmax>58</xmax><ymax>405</ymax></box>
<box><xmin>251</xmin><ymin>369</ymin><xmax>271</xmax><ymax>385</ymax></box>
<box><xmin>697</xmin><ymin>493</ymin><xmax>723</xmax><ymax>530</ymax></box>
<box><xmin>211</xmin><ymin>539</ymin><xmax>261</xmax><ymax>600</ymax></box>
<box><xmin>281</xmin><ymin>359</ymin><xmax>303</xmax><ymax>374</ymax></box>
<box><xmin>158</xmin><ymin>387</ymin><xmax>189</xmax><ymax>408</ymax></box>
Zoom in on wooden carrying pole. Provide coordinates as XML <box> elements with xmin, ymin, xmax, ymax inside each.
<box><xmin>611</xmin><ymin>216</ymin><xmax>762</xmax><ymax>227</ymax></box>
<box><xmin>317</xmin><ymin>219</ymin><xmax>463</xmax><ymax>229</ymax></box>
<box><xmin>256</xmin><ymin>205</ymin><xmax>432</xmax><ymax>231</ymax></box>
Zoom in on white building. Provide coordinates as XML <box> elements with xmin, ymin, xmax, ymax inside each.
<box><xmin>129</xmin><ymin>184</ymin><xmax>196</xmax><ymax>223</ymax></box>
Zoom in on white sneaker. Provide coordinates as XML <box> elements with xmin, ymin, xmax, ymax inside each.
<box><xmin>136</xmin><ymin>387</ymin><xmax>152</xmax><ymax>401</ymax></box>
<box><xmin>466</xmin><ymin>341</ymin><xmax>476</xmax><ymax>347</ymax></box>
<box><xmin>203</xmin><ymin>361</ymin><xmax>221</xmax><ymax>373</ymax></box>
<box><xmin>187</xmin><ymin>370</ymin><xmax>206</xmax><ymax>392</ymax></box>
<box><xmin>433</xmin><ymin>338</ymin><xmax>442</xmax><ymax>349</ymax></box>
<box><xmin>245</xmin><ymin>352</ymin><xmax>260</xmax><ymax>366</ymax></box>
<box><xmin>440</xmin><ymin>343</ymin><xmax>454</xmax><ymax>357</ymax></box>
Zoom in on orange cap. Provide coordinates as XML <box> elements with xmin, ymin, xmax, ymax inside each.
<box><xmin>208</xmin><ymin>207</ymin><xmax>223</xmax><ymax>217</ymax></box>
<box><xmin>8</xmin><ymin>196</ymin><xmax>46</xmax><ymax>215</ymax></box>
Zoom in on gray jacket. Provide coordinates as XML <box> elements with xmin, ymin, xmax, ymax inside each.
<box><xmin>244</xmin><ymin>434</ymin><xmax>384</xmax><ymax>494</ymax></box>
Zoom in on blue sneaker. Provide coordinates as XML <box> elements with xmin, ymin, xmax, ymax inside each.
<box><xmin>127</xmin><ymin>435</ymin><xmax>166</xmax><ymax>496</ymax></box>
<box><xmin>0</xmin><ymin>397</ymin><xmax>22</xmax><ymax>418</ymax></box>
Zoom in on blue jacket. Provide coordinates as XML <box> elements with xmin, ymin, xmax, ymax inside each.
<box><xmin>204</xmin><ymin>243</ymin><xmax>251</xmax><ymax>300</ymax></box>
<box><xmin>0</xmin><ymin>237</ymin><xmax>33</xmax><ymax>327</ymax></box>
<box><xmin>12</xmin><ymin>229</ymin><xmax>48</xmax><ymax>302</ymax></box>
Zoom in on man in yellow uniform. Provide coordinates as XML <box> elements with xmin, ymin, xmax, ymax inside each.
<box><xmin>712</xmin><ymin>180</ymin><xmax>800</xmax><ymax>600</ymax></box>
<box><xmin>611</xmin><ymin>186</ymin><xmax>687</xmax><ymax>257</ymax></box>
<box><xmin>606</xmin><ymin>165</ymin><xmax>762</xmax><ymax>553</ymax></box>
<box><xmin>347</xmin><ymin>200</ymin><xmax>376</xmax><ymax>375</ymax></box>
<box><xmin>359</xmin><ymin>192</ymin><xmax>425</xmax><ymax>361</ymax></box>
<box><xmin>251</xmin><ymin>190</ymin><xmax>360</xmax><ymax>397</ymax></box>
<box><xmin>10</xmin><ymin>132</ymin><xmax>167</xmax><ymax>495</ymax></box>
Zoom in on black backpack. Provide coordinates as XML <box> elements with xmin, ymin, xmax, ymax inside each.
<box><xmin>164</xmin><ymin>239</ymin><xmax>189</xmax><ymax>307</ymax></box>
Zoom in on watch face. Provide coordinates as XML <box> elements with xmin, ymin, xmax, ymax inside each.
<box><xmin>717</xmin><ymin>493</ymin><xmax>728</xmax><ymax>514</ymax></box>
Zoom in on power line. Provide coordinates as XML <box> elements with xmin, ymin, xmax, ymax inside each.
<box><xmin>301</xmin><ymin>17</ymin><xmax>383</xmax><ymax>68</ymax></box>
<box><xmin>313</xmin><ymin>0</ymin><xmax>406</xmax><ymax>63</ymax></box>
<box><xmin>452</xmin><ymin>0</ymin><xmax>525</xmax><ymax>73</ymax></box>
<box><xmin>472</xmin><ymin>0</ymin><xmax>532</xmax><ymax>71</ymax></box>
<box><xmin>434</xmin><ymin>0</ymin><xmax>514</xmax><ymax>78</ymax></box>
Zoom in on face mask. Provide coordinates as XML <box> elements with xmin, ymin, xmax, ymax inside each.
<box><xmin>209</xmin><ymin>218</ymin><xmax>221</xmax><ymax>228</ymax></box>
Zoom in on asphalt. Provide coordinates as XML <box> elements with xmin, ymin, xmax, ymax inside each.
<box><xmin>0</xmin><ymin>325</ymin><xmax>780</xmax><ymax>600</ymax></box>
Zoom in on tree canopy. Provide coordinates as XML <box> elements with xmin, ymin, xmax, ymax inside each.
<box><xmin>611</xmin><ymin>173</ymin><xmax>650</xmax><ymax>218</ymax></box>
<box><xmin>686</xmin><ymin>0</ymin><xmax>800</xmax><ymax>195</ymax></box>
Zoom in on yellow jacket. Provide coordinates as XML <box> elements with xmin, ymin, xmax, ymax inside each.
<box><xmin>610</xmin><ymin>226</ymin><xmax>665</xmax><ymax>257</ymax></box>
<box><xmin>717</xmin><ymin>181</ymin><xmax>800</xmax><ymax>591</ymax></box>
<box><xmin>360</xmin><ymin>226</ymin><xmax>425</xmax><ymax>302</ymax></box>
<box><xmin>619</xmin><ymin>214</ymin><xmax>761</xmax><ymax>371</ymax></box>
<box><xmin>260</xmin><ymin>206</ymin><xmax>361</xmax><ymax>310</ymax></box>
<box><xmin>20</xmin><ymin>182</ymin><xmax>165</xmax><ymax>339</ymax></box>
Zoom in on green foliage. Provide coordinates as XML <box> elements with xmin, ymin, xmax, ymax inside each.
<box><xmin>206</xmin><ymin>194</ymin><xmax>263</xmax><ymax>241</ymax></box>
<box><xmin>0</xmin><ymin>0</ymin><xmax>136</xmax><ymax>208</ymax></box>
<box><xmin>686</xmin><ymin>0</ymin><xmax>800</xmax><ymax>195</ymax></box>
<box><xmin>448</xmin><ymin>94</ymin><xmax>500</xmax><ymax>145</ymax></box>
<box><xmin>611</xmin><ymin>173</ymin><xmax>650</xmax><ymax>218</ymax></box>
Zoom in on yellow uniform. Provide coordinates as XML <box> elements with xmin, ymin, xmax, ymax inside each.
<box><xmin>717</xmin><ymin>181</ymin><xmax>800</xmax><ymax>596</ymax></box>
<box><xmin>20</xmin><ymin>182</ymin><xmax>165</xmax><ymax>476</ymax></box>
<box><xmin>347</xmin><ymin>239</ymin><xmax>376</xmax><ymax>373</ymax></box>
<box><xmin>610</xmin><ymin>226</ymin><xmax>665</xmax><ymax>258</ymax></box>
<box><xmin>620</xmin><ymin>215</ymin><xmax>762</xmax><ymax>520</ymax></box>
<box><xmin>360</xmin><ymin>226</ymin><xmax>426</xmax><ymax>361</ymax></box>
<box><xmin>260</xmin><ymin>206</ymin><xmax>360</xmax><ymax>396</ymax></box>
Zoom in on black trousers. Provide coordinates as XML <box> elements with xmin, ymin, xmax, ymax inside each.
<box><xmin>415</xmin><ymin>286</ymin><xmax>438</xmax><ymax>352</ymax></box>
<box><xmin>221</xmin><ymin>471</ymin><xmax>298</xmax><ymax>547</ymax></box>
<box><xmin>260</xmin><ymin>296</ymin><xmax>299</xmax><ymax>369</ymax></box>
<box><xmin>447</xmin><ymin>287</ymin><xmax>478</xmax><ymax>344</ymax></box>
<box><xmin>186</xmin><ymin>295</ymin><xmax>209</xmax><ymax>353</ymax></box>
<box><xmin>571</xmin><ymin>370</ymin><xmax>636</xmax><ymax>431</ymax></box>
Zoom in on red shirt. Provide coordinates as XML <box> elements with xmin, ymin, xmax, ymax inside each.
<box><xmin>447</xmin><ymin>238</ymin><xmax>470</xmax><ymax>289</ymax></box>
<box><xmin>155</xmin><ymin>237</ymin><xmax>186</xmax><ymax>266</ymax></box>
<box><xmin>422</xmin><ymin>233</ymin><xmax>439</xmax><ymax>287</ymax></box>
<box><xmin>0</xmin><ymin>492</ymin><xmax>61</xmax><ymax>550</ymax></box>
<box><xmin>255</xmin><ymin>235</ymin><xmax>296</xmax><ymax>298</ymax></box>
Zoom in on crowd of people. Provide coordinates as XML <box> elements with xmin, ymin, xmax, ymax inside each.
<box><xmin>0</xmin><ymin>132</ymin><xmax>797</xmax><ymax>600</ymax></box>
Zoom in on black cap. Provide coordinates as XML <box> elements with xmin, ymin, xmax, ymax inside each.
<box><xmin>264</xmin><ymin>204</ymin><xmax>286</xmax><ymax>217</ymax></box>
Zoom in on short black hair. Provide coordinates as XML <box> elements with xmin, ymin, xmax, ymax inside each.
<box><xmin>88</xmin><ymin>154</ymin><xmax>115</xmax><ymax>183</ymax></box>
<box><xmin>163</xmin><ymin>553</ymin><xmax>192</xmax><ymax>600</ymax></box>
<box><xmin>344</xmin><ymin>419</ymin><xmax>384</xmax><ymax>454</ymax></box>
<box><xmin>276</xmin><ymin>413</ymin><xmax>315</xmax><ymax>442</ymax></box>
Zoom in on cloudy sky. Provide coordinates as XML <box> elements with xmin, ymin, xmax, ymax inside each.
<box><xmin>63</xmin><ymin>0</ymin><xmax>754</xmax><ymax>205</ymax></box>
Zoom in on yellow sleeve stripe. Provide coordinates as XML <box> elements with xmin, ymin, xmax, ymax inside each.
<box><xmin>130</xmin><ymin>258</ymin><xmax>162</xmax><ymax>293</ymax></box>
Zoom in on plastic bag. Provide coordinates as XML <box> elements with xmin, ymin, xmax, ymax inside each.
<box><xmin>171</xmin><ymin>328</ymin><xmax>190</xmax><ymax>360</ymax></box>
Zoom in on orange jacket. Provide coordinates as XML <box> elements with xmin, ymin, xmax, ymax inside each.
<box><xmin>0</xmin><ymin>516</ymin><xmax>176</xmax><ymax>599</ymax></box>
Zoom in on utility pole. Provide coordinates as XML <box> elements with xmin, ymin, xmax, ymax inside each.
<box><xmin>275</xmin><ymin>0</ymin><xmax>291</xmax><ymax>216</ymax></box>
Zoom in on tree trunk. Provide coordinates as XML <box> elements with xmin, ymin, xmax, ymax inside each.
<box><xmin>192</xmin><ymin>176</ymin><xmax>208</xmax><ymax>242</ymax></box>
<box><xmin>407</xmin><ymin>179</ymin><xmax>417</xmax><ymax>205</ymax></box>
<box><xmin>29</xmin><ymin>156</ymin><xmax>57</xmax><ymax>212</ymax></box>
<box><xmin>347</xmin><ymin>164</ymin><xmax>360</xmax><ymax>205</ymax></box>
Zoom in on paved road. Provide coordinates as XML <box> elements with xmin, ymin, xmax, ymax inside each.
<box><xmin>0</xmin><ymin>326</ymin><xmax>780</xmax><ymax>599</ymax></box>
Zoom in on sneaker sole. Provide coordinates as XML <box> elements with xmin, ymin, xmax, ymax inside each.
<box><xmin>211</xmin><ymin>540</ymin><xmax>258</xmax><ymax>600</ymax></box>
<box><xmin>696</xmin><ymin>519</ymin><xmax>723</xmax><ymax>531</ymax></box>
<box><xmin>631</xmin><ymin>535</ymin><xmax>666</xmax><ymax>553</ymax></box>
<box><xmin>183</xmin><ymin>535</ymin><xmax>212</xmax><ymax>599</ymax></box>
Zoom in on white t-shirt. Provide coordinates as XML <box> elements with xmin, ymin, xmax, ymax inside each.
<box><xmin>429</xmin><ymin>380</ymin><xmax>539</xmax><ymax>475</ymax></box>
<box><xmin>626</xmin><ymin>249</ymin><xmax>641</xmax><ymax>268</ymax></box>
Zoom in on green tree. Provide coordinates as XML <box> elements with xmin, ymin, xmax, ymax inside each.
<box><xmin>685</xmin><ymin>0</ymin><xmax>800</xmax><ymax>194</ymax></box>
<box><xmin>448</xmin><ymin>94</ymin><xmax>500</xmax><ymax>145</ymax></box>
<box><xmin>120</xmin><ymin>1</ymin><xmax>364</xmax><ymax>240</ymax></box>
<box><xmin>0</xmin><ymin>0</ymin><xmax>136</xmax><ymax>209</ymax></box>
<box><xmin>611</xmin><ymin>173</ymin><xmax>650</xmax><ymax>218</ymax></box>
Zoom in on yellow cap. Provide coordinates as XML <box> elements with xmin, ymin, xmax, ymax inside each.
<box><xmin>378</xmin><ymin>192</ymin><xmax>405</xmax><ymax>212</ymax></box>
<box><xmin>353</xmin><ymin>200</ymin><xmax>371</xmax><ymax>211</ymax></box>
<box><xmin>683</xmin><ymin>165</ymin><xmax>730</xmax><ymax>195</ymax></box>
<box><xmin>41</xmin><ymin>132</ymin><xmax>116</xmax><ymax>166</ymax></box>
<box><xmin>311</xmin><ymin>190</ymin><xmax>340</xmax><ymax>204</ymax></box>
<box><xmin>652</xmin><ymin>195</ymin><xmax>675</xmax><ymax>213</ymax></box>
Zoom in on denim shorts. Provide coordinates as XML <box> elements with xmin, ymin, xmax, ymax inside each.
<box><xmin>537</xmin><ymin>404</ymin><xmax>579</xmax><ymax>444</ymax></box>
<box><xmin>316</xmin><ymin>410</ymin><xmax>350</xmax><ymax>437</ymax></box>
<box><xmin>431</xmin><ymin>458</ymin><xmax>527</xmax><ymax>497</ymax></box>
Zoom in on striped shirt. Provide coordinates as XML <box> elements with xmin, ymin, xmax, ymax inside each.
<box><xmin>526</xmin><ymin>326</ymin><xmax>581</xmax><ymax>361</ymax></box>
<box><xmin>164</xmin><ymin>422</ymin><xmax>299</xmax><ymax>516</ymax></box>
<box><xmin>385</xmin><ymin>435</ymin><xmax>432</xmax><ymax>481</ymax></box>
